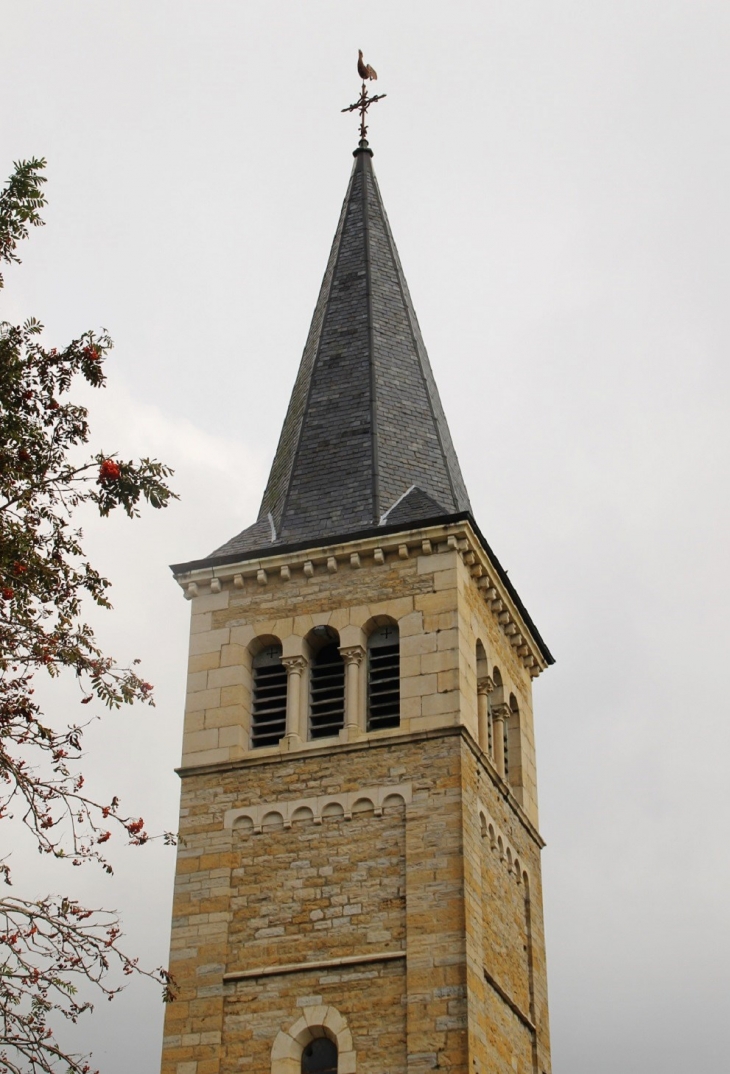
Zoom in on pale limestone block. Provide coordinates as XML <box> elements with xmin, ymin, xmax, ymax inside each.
<box><xmin>185</xmin><ymin>688</ymin><xmax>222</xmax><ymax>714</ymax></box>
<box><xmin>433</xmin><ymin>568</ymin><xmax>458</xmax><ymax>592</ymax></box>
<box><xmin>400</xmin><ymin>696</ymin><xmax>422</xmax><ymax>719</ymax></box>
<box><xmin>220</xmin><ymin>643</ymin><xmax>248</xmax><ymax>667</ymax></box>
<box><xmin>187</xmin><ymin>652</ymin><xmax>220</xmax><ymax>674</ymax></box>
<box><xmin>369</xmin><ymin>595</ymin><xmax>413</xmax><ymax>621</ymax></box>
<box><xmin>398</xmin><ymin>610</ymin><xmax>424</xmax><ymax>637</ymax></box>
<box><xmin>293</xmin><ymin>614</ymin><xmax>314</xmax><ymax>636</ymax></box>
<box><xmin>339</xmin><ymin>1051</ymin><xmax>356</xmax><ymax>1074</ymax></box>
<box><xmin>221</xmin><ymin>684</ymin><xmax>246</xmax><ymax>707</ymax></box>
<box><xmin>311</xmin><ymin>611</ymin><xmax>331</xmax><ymax>627</ymax></box>
<box><xmin>288</xmin><ymin>1015</ymin><xmax>309</xmax><ymax>1040</ymax></box>
<box><xmin>424</xmin><ymin>610</ymin><xmax>459</xmax><ymax>633</ymax></box>
<box><xmin>400</xmin><ymin>655</ymin><xmax>420</xmax><ymax>679</ymax></box>
<box><xmin>273</xmin><ymin>1060</ymin><xmax>298</xmax><ymax>1074</ymax></box>
<box><xmin>328</xmin><ymin>607</ymin><xmax>350</xmax><ymax>631</ymax></box>
<box><xmin>302</xmin><ymin>1004</ymin><xmax>329</xmax><ymax>1027</ymax></box>
<box><xmin>437</xmin><ymin>628</ymin><xmax>459</xmax><ymax>652</ymax></box>
<box><xmin>189</xmin><ymin>628</ymin><xmax>230</xmax><ymax>657</ymax></box>
<box><xmin>409</xmin><ymin>713</ymin><xmax>457</xmax><ymax>733</ymax></box>
<box><xmin>272</xmin><ymin>618</ymin><xmax>294</xmax><ymax>640</ymax></box>
<box><xmin>183</xmin><ymin>729</ymin><xmax>219</xmax><ymax>754</ymax></box>
<box><xmin>189</xmin><ymin>590</ymin><xmax>229</xmax><ymax>614</ymax></box>
<box><xmin>190</xmin><ymin>612</ymin><xmax>213</xmax><ymax>635</ymax></box>
<box><xmin>207</xmin><ymin>665</ymin><xmax>246</xmax><ymax>689</ymax></box>
<box><xmin>438</xmin><ymin>669</ymin><xmax>460</xmax><ymax>693</ymax></box>
<box><xmin>183</xmin><ymin>712</ymin><xmax>205</xmax><ymax>733</ymax></box>
<box><xmin>417</xmin><ymin>549</ymin><xmax>455</xmax><ymax>574</ymax></box>
<box><xmin>421</xmin><ymin>649</ymin><xmax>458</xmax><ymax>674</ymax></box>
<box><xmin>401</xmin><ymin>632</ymin><xmax>438</xmax><ymax>657</ymax></box>
<box><xmin>187</xmin><ymin>670</ymin><xmax>208</xmax><ymax>694</ymax></box>
<box><xmin>401</xmin><ymin>673</ymin><xmax>438</xmax><ymax>699</ymax></box>
<box><xmin>422</xmin><ymin>691</ymin><xmax>459</xmax><ymax>717</ymax></box>
<box><xmin>271</xmin><ymin>1033</ymin><xmax>296</xmax><ymax>1061</ymax></box>
<box><xmin>347</xmin><ymin>604</ymin><xmax>371</xmax><ymax>627</ymax></box>
<box><xmin>415</xmin><ymin>591</ymin><xmax>457</xmax><ymax>616</ymax></box>
<box><xmin>204</xmin><ymin>705</ymin><xmax>245</xmax><ymax>729</ymax></box>
<box><xmin>176</xmin><ymin>1063</ymin><xmax>197</xmax><ymax>1074</ymax></box>
<box><xmin>339</xmin><ymin>624</ymin><xmax>365</xmax><ymax>648</ymax></box>
<box><xmin>229</xmin><ymin>624</ymin><xmax>256</xmax><ymax>648</ymax></box>
<box><xmin>282</xmin><ymin>634</ymin><xmax>307</xmax><ymax>658</ymax></box>
<box><xmin>218</xmin><ymin>725</ymin><xmax>246</xmax><ymax>749</ymax></box>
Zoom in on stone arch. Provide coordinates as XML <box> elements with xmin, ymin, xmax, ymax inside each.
<box><xmin>291</xmin><ymin>805</ymin><xmax>314</xmax><ymax>826</ymax></box>
<box><xmin>248</xmin><ymin>633</ymin><xmax>287</xmax><ymax>750</ymax></box>
<box><xmin>475</xmin><ymin>639</ymin><xmax>488</xmax><ymax>679</ymax></box>
<box><xmin>382</xmin><ymin>792</ymin><xmax>406</xmax><ymax>813</ymax></box>
<box><xmin>262</xmin><ymin>810</ymin><xmax>284</xmax><ymax>832</ymax></box>
<box><xmin>232</xmin><ymin>814</ymin><xmax>254</xmax><ymax>838</ymax></box>
<box><xmin>507</xmin><ymin>692</ymin><xmax>523</xmax><ymax>792</ymax></box>
<box><xmin>352</xmin><ymin>796</ymin><xmax>375</xmax><ymax>816</ymax></box>
<box><xmin>305</xmin><ymin>626</ymin><xmax>345</xmax><ymax>740</ymax></box>
<box><xmin>272</xmin><ymin>1004</ymin><xmax>355</xmax><ymax>1074</ymax></box>
<box><xmin>361</xmin><ymin>613</ymin><xmax>399</xmax><ymax>638</ymax></box>
<box><xmin>321</xmin><ymin>801</ymin><xmax>345</xmax><ymax>821</ymax></box>
<box><xmin>363</xmin><ymin>615</ymin><xmax>400</xmax><ymax>733</ymax></box>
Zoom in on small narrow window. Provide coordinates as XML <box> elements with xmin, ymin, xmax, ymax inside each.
<box><xmin>367</xmin><ymin>624</ymin><xmax>400</xmax><ymax>730</ymax></box>
<box><xmin>251</xmin><ymin>644</ymin><xmax>287</xmax><ymax>748</ymax></box>
<box><xmin>302</xmin><ymin>1038</ymin><xmax>337</xmax><ymax>1074</ymax></box>
<box><xmin>309</xmin><ymin>642</ymin><xmax>345</xmax><ymax>739</ymax></box>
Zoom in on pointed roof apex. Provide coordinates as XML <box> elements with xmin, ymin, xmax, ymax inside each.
<box><xmin>210</xmin><ymin>145</ymin><xmax>471</xmax><ymax>561</ymax></box>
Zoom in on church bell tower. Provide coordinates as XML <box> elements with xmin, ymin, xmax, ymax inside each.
<box><xmin>161</xmin><ymin>128</ymin><xmax>555</xmax><ymax>1074</ymax></box>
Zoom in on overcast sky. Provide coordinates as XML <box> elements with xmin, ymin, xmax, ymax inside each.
<box><xmin>2</xmin><ymin>2</ymin><xmax>730</xmax><ymax>1071</ymax></box>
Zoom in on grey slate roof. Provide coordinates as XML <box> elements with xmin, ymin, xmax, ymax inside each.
<box><xmin>211</xmin><ymin>144</ymin><xmax>472</xmax><ymax>560</ymax></box>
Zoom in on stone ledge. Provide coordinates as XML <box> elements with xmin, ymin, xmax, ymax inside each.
<box><xmin>223</xmin><ymin>949</ymin><xmax>405</xmax><ymax>982</ymax></box>
<box><xmin>176</xmin><ymin>723</ymin><xmax>545</xmax><ymax>849</ymax></box>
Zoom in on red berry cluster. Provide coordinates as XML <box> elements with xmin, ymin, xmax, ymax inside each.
<box><xmin>98</xmin><ymin>459</ymin><xmax>121</xmax><ymax>482</ymax></box>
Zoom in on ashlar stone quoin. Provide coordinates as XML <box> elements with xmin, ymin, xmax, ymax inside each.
<box><xmin>162</xmin><ymin>134</ymin><xmax>555</xmax><ymax>1074</ymax></box>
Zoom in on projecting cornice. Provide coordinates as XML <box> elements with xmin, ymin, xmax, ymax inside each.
<box><xmin>171</xmin><ymin>513</ymin><xmax>554</xmax><ymax>675</ymax></box>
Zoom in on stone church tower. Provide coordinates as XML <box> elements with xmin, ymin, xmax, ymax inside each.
<box><xmin>162</xmin><ymin>137</ymin><xmax>555</xmax><ymax>1074</ymax></box>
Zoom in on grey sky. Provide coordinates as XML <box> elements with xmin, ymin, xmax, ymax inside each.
<box><xmin>2</xmin><ymin>2</ymin><xmax>729</xmax><ymax>1071</ymax></box>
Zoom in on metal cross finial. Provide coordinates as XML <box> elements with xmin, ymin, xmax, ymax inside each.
<box><xmin>341</xmin><ymin>51</ymin><xmax>386</xmax><ymax>146</ymax></box>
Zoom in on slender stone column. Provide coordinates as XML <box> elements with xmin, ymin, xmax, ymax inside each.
<box><xmin>491</xmin><ymin>702</ymin><xmax>510</xmax><ymax>780</ymax></box>
<box><xmin>281</xmin><ymin>656</ymin><xmax>307</xmax><ymax>749</ymax></box>
<box><xmin>477</xmin><ymin>675</ymin><xmax>495</xmax><ymax>756</ymax></box>
<box><xmin>340</xmin><ymin>645</ymin><xmax>366</xmax><ymax>740</ymax></box>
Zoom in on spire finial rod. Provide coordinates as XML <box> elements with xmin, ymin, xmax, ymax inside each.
<box><xmin>341</xmin><ymin>50</ymin><xmax>386</xmax><ymax>146</ymax></box>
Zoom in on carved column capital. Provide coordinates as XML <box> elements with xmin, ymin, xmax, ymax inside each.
<box><xmin>491</xmin><ymin>702</ymin><xmax>511</xmax><ymax>722</ymax></box>
<box><xmin>340</xmin><ymin>645</ymin><xmax>366</xmax><ymax>667</ymax></box>
<box><xmin>281</xmin><ymin>655</ymin><xmax>307</xmax><ymax>674</ymax></box>
<box><xmin>477</xmin><ymin>675</ymin><xmax>495</xmax><ymax>696</ymax></box>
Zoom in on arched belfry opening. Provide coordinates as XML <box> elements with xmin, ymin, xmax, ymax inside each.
<box><xmin>307</xmin><ymin>626</ymin><xmax>345</xmax><ymax>740</ymax></box>
<box><xmin>367</xmin><ymin>621</ymin><xmax>400</xmax><ymax>730</ymax></box>
<box><xmin>301</xmin><ymin>1037</ymin><xmax>337</xmax><ymax>1074</ymax></box>
<box><xmin>251</xmin><ymin>639</ymin><xmax>287</xmax><ymax>749</ymax></box>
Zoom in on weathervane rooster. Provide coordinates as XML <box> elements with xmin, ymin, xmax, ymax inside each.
<box><xmin>357</xmin><ymin>49</ymin><xmax>378</xmax><ymax>81</ymax></box>
<box><xmin>342</xmin><ymin>49</ymin><xmax>387</xmax><ymax>145</ymax></box>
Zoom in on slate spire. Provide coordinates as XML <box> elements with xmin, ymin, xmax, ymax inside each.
<box><xmin>212</xmin><ymin>143</ymin><xmax>471</xmax><ymax>559</ymax></box>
